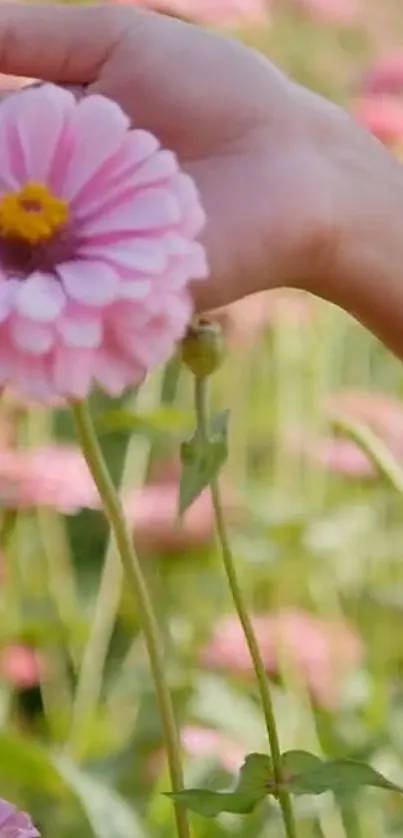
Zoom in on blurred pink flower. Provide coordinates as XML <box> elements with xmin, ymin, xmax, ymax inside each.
<box><xmin>290</xmin><ymin>390</ymin><xmax>403</xmax><ymax>478</ymax></box>
<box><xmin>361</xmin><ymin>53</ymin><xmax>403</xmax><ymax>96</ymax></box>
<box><xmin>0</xmin><ymin>83</ymin><xmax>206</xmax><ymax>402</ymax></box>
<box><xmin>149</xmin><ymin>725</ymin><xmax>244</xmax><ymax>778</ymax></box>
<box><xmin>290</xmin><ymin>0</ymin><xmax>359</xmax><ymax>25</ymax></box>
<box><xmin>352</xmin><ymin>95</ymin><xmax>403</xmax><ymax>146</ymax></box>
<box><xmin>0</xmin><ymin>797</ymin><xmax>39</xmax><ymax>838</ymax></box>
<box><xmin>113</xmin><ymin>0</ymin><xmax>268</xmax><ymax>27</ymax></box>
<box><xmin>294</xmin><ymin>434</ymin><xmax>373</xmax><ymax>477</ymax></box>
<box><xmin>181</xmin><ymin>726</ymin><xmax>244</xmax><ymax>772</ymax></box>
<box><xmin>0</xmin><ymin>644</ymin><xmax>41</xmax><ymax>690</ymax></box>
<box><xmin>201</xmin><ymin>610</ymin><xmax>363</xmax><ymax>709</ymax></box>
<box><xmin>125</xmin><ymin>481</ymin><xmax>237</xmax><ymax>553</ymax></box>
<box><xmin>0</xmin><ymin>445</ymin><xmax>97</xmax><ymax>512</ymax></box>
<box><xmin>327</xmin><ymin>389</ymin><xmax>403</xmax><ymax>445</ymax></box>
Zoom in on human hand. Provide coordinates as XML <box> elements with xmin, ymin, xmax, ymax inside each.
<box><xmin>1</xmin><ymin>3</ymin><xmax>403</xmax><ymax>356</ymax></box>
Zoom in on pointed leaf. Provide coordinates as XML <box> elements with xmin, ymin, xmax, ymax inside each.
<box><xmin>166</xmin><ymin>789</ymin><xmax>260</xmax><ymax>817</ymax></box>
<box><xmin>318</xmin><ymin>759</ymin><xmax>403</xmax><ymax>796</ymax></box>
<box><xmin>179</xmin><ymin>411</ymin><xmax>230</xmax><ymax>516</ymax></box>
<box><xmin>54</xmin><ymin>756</ymin><xmax>148</xmax><ymax>838</ymax></box>
<box><xmin>280</xmin><ymin>751</ymin><xmax>403</xmax><ymax>797</ymax></box>
<box><xmin>166</xmin><ymin>752</ymin><xmax>270</xmax><ymax>818</ymax></box>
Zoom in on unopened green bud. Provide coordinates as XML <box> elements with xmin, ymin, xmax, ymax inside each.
<box><xmin>181</xmin><ymin>317</ymin><xmax>225</xmax><ymax>378</ymax></box>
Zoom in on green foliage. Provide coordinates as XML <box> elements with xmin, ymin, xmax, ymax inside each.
<box><xmin>179</xmin><ymin>410</ymin><xmax>230</xmax><ymax>515</ymax></box>
<box><xmin>167</xmin><ymin>751</ymin><xmax>403</xmax><ymax>817</ymax></box>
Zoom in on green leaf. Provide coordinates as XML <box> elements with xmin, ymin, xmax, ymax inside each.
<box><xmin>0</xmin><ymin>732</ymin><xmax>61</xmax><ymax>794</ymax></box>
<box><xmin>166</xmin><ymin>752</ymin><xmax>271</xmax><ymax>818</ymax></box>
<box><xmin>98</xmin><ymin>407</ymin><xmax>193</xmax><ymax>439</ymax></box>
<box><xmin>179</xmin><ymin>410</ymin><xmax>230</xmax><ymax>516</ymax></box>
<box><xmin>280</xmin><ymin>751</ymin><xmax>403</xmax><ymax>797</ymax></box>
<box><xmin>54</xmin><ymin>756</ymin><xmax>148</xmax><ymax>838</ymax></box>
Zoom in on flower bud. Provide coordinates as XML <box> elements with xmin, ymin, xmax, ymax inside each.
<box><xmin>181</xmin><ymin>317</ymin><xmax>225</xmax><ymax>378</ymax></box>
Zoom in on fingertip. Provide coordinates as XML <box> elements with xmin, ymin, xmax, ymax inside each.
<box><xmin>0</xmin><ymin>4</ymin><xmax>128</xmax><ymax>83</ymax></box>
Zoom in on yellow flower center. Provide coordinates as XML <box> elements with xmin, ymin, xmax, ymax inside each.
<box><xmin>0</xmin><ymin>182</ymin><xmax>69</xmax><ymax>245</ymax></box>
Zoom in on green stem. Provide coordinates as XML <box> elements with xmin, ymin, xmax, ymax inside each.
<box><xmin>194</xmin><ymin>377</ymin><xmax>297</xmax><ymax>838</ymax></box>
<box><xmin>71</xmin><ymin>400</ymin><xmax>190</xmax><ymax>838</ymax></box>
<box><xmin>68</xmin><ymin>369</ymin><xmax>173</xmax><ymax>759</ymax></box>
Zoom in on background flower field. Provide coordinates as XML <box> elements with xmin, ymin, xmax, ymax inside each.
<box><xmin>2</xmin><ymin>0</ymin><xmax>403</xmax><ymax>836</ymax></box>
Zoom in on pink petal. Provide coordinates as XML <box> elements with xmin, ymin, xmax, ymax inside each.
<box><xmin>94</xmin><ymin>351</ymin><xmax>143</xmax><ymax>396</ymax></box>
<box><xmin>128</xmin><ymin>149</ymin><xmax>178</xmax><ymax>188</ymax></box>
<box><xmin>75</xmin><ymin>150</ymin><xmax>179</xmax><ymax>224</ymax></box>
<box><xmin>78</xmin><ymin>239</ymin><xmax>169</xmax><ymax>274</ymax></box>
<box><xmin>118</xmin><ymin>279</ymin><xmax>153</xmax><ymax>300</ymax></box>
<box><xmin>52</xmin><ymin>348</ymin><xmax>95</xmax><ymax>400</ymax></box>
<box><xmin>178</xmin><ymin>241</ymin><xmax>209</xmax><ymax>281</ymax></box>
<box><xmin>71</xmin><ymin>129</ymin><xmax>161</xmax><ymax>218</ymax></box>
<box><xmin>58</xmin><ymin>261</ymin><xmax>119</xmax><ymax>306</ymax></box>
<box><xmin>80</xmin><ymin>188</ymin><xmax>181</xmax><ymax>238</ymax></box>
<box><xmin>163</xmin><ymin>233</ymin><xmax>191</xmax><ymax>256</ymax></box>
<box><xmin>15</xmin><ymin>273</ymin><xmax>66</xmax><ymax>322</ymax></box>
<box><xmin>12</xmin><ymin>354</ymin><xmax>54</xmax><ymax>401</ymax></box>
<box><xmin>11</xmin><ymin>318</ymin><xmax>53</xmax><ymax>355</ymax></box>
<box><xmin>0</xmin><ymin>90</ymin><xmax>31</xmax><ymax>189</ymax></box>
<box><xmin>119</xmin><ymin>130</ymin><xmax>160</xmax><ymax>168</ymax></box>
<box><xmin>171</xmin><ymin>173</ymin><xmax>206</xmax><ymax>236</ymax></box>
<box><xmin>64</xmin><ymin>95</ymin><xmax>130</xmax><ymax>202</ymax></box>
<box><xmin>14</xmin><ymin>84</ymin><xmax>75</xmax><ymax>183</ymax></box>
<box><xmin>0</xmin><ymin>279</ymin><xmax>16</xmax><ymax>322</ymax></box>
<box><xmin>118</xmin><ymin>326</ymin><xmax>173</xmax><ymax>368</ymax></box>
<box><xmin>57</xmin><ymin>312</ymin><xmax>103</xmax><ymax>349</ymax></box>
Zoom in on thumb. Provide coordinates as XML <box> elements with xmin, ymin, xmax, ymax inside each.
<box><xmin>0</xmin><ymin>3</ymin><xmax>132</xmax><ymax>83</ymax></box>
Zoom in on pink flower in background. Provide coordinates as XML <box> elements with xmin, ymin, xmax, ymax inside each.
<box><xmin>360</xmin><ymin>53</ymin><xmax>403</xmax><ymax>96</ymax></box>
<box><xmin>0</xmin><ymin>798</ymin><xmax>39</xmax><ymax>838</ymax></box>
<box><xmin>289</xmin><ymin>390</ymin><xmax>403</xmax><ymax>478</ymax></box>
<box><xmin>0</xmin><ymin>644</ymin><xmax>41</xmax><ymax>690</ymax></box>
<box><xmin>125</xmin><ymin>477</ymin><xmax>238</xmax><ymax>553</ymax></box>
<box><xmin>0</xmin><ymin>83</ymin><xmax>206</xmax><ymax>402</ymax></box>
<box><xmin>149</xmin><ymin>725</ymin><xmax>244</xmax><ymax>778</ymax></box>
<box><xmin>114</xmin><ymin>0</ymin><xmax>268</xmax><ymax>27</ymax></box>
<box><xmin>181</xmin><ymin>726</ymin><xmax>244</xmax><ymax>772</ymax></box>
<box><xmin>201</xmin><ymin>610</ymin><xmax>363</xmax><ymax>709</ymax></box>
<box><xmin>290</xmin><ymin>0</ymin><xmax>359</xmax><ymax>25</ymax></box>
<box><xmin>326</xmin><ymin>389</ymin><xmax>403</xmax><ymax>447</ymax></box>
<box><xmin>0</xmin><ymin>445</ymin><xmax>97</xmax><ymax>512</ymax></box>
<box><xmin>352</xmin><ymin>95</ymin><xmax>403</xmax><ymax>147</ymax></box>
<box><xmin>293</xmin><ymin>433</ymin><xmax>374</xmax><ymax>477</ymax></box>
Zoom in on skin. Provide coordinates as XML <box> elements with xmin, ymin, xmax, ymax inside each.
<box><xmin>0</xmin><ymin>4</ymin><xmax>403</xmax><ymax>355</ymax></box>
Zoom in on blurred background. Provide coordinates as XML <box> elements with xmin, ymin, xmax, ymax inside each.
<box><xmin>2</xmin><ymin>1</ymin><xmax>403</xmax><ymax>837</ymax></box>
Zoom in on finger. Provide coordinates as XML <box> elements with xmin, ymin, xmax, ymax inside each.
<box><xmin>0</xmin><ymin>3</ymin><xmax>131</xmax><ymax>83</ymax></box>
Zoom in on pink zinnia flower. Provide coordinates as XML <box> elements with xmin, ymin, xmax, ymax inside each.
<box><xmin>149</xmin><ymin>725</ymin><xmax>244</xmax><ymax>779</ymax></box>
<box><xmin>0</xmin><ymin>84</ymin><xmax>207</xmax><ymax>402</ymax></box>
<box><xmin>0</xmin><ymin>644</ymin><xmax>41</xmax><ymax>690</ymax></box>
<box><xmin>201</xmin><ymin>610</ymin><xmax>363</xmax><ymax>709</ymax></box>
<box><xmin>125</xmin><ymin>464</ymin><xmax>238</xmax><ymax>553</ymax></box>
<box><xmin>0</xmin><ymin>445</ymin><xmax>97</xmax><ymax>512</ymax></box>
<box><xmin>352</xmin><ymin>95</ymin><xmax>403</xmax><ymax>147</ymax></box>
<box><xmin>360</xmin><ymin>53</ymin><xmax>403</xmax><ymax>96</ymax></box>
<box><xmin>0</xmin><ymin>799</ymin><xmax>39</xmax><ymax>838</ymax></box>
<box><xmin>288</xmin><ymin>429</ymin><xmax>374</xmax><ymax>478</ymax></box>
